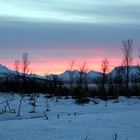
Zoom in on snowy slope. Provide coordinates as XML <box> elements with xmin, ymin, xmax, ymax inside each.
<box><xmin>0</xmin><ymin>95</ymin><xmax>140</xmax><ymax>140</ymax></box>
<box><xmin>0</xmin><ymin>64</ymin><xmax>15</xmax><ymax>78</ymax></box>
<box><xmin>109</xmin><ymin>66</ymin><xmax>140</xmax><ymax>79</ymax></box>
<box><xmin>59</xmin><ymin>70</ymin><xmax>80</xmax><ymax>81</ymax></box>
<box><xmin>0</xmin><ymin>64</ymin><xmax>15</xmax><ymax>73</ymax></box>
<box><xmin>58</xmin><ymin>70</ymin><xmax>102</xmax><ymax>82</ymax></box>
<box><xmin>0</xmin><ymin>64</ymin><xmax>45</xmax><ymax>80</ymax></box>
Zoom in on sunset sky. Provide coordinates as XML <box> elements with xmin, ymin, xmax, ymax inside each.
<box><xmin>0</xmin><ymin>0</ymin><xmax>140</xmax><ymax>75</ymax></box>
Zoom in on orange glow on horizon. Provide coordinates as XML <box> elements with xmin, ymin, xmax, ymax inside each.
<box><xmin>0</xmin><ymin>56</ymin><xmax>127</xmax><ymax>76</ymax></box>
<box><xmin>0</xmin><ymin>46</ymin><xmax>139</xmax><ymax>76</ymax></box>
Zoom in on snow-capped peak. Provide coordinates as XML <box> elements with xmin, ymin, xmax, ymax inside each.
<box><xmin>0</xmin><ymin>64</ymin><xmax>13</xmax><ymax>73</ymax></box>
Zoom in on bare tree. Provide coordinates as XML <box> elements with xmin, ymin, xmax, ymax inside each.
<box><xmin>44</xmin><ymin>95</ymin><xmax>50</xmax><ymax>112</ymax></box>
<box><xmin>51</xmin><ymin>74</ymin><xmax>63</xmax><ymax>101</ymax></box>
<box><xmin>14</xmin><ymin>59</ymin><xmax>20</xmax><ymax>91</ymax></box>
<box><xmin>17</xmin><ymin>53</ymin><xmax>30</xmax><ymax>116</ymax></box>
<box><xmin>29</xmin><ymin>75</ymin><xmax>39</xmax><ymax>113</ymax></box>
<box><xmin>76</xmin><ymin>62</ymin><xmax>89</xmax><ymax>99</ymax></box>
<box><xmin>15</xmin><ymin>59</ymin><xmax>20</xmax><ymax>76</ymax></box>
<box><xmin>114</xmin><ymin>66</ymin><xmax>124</xmax><ymax>93</ymax></box>
<box><xmin>29</xmin><ymin>94</ymin><xmax>39</xmax><ymax>113</ymax></box>
<box><xmin>100</xmin><ymin>58</ymin><xmax>110</xmax><ymax>105</ymax></box>
<box><xmin>101</xmin><ymin>58</ymin><xmax>110</xmax><ymax>92</ymax></box>
<box><xmin>122</xmin><ymin>39</ymin><xmax>134</xmax><ymax>95</ymax></box>
<box><xmin>79</xmin><ymin>62</ymin><xmax>89</xmax><ymax>88</ymax></box>
<box><xmin>22</xmin><ymin>53</ymin><xmax>30</xmax><ymax>84</ymax></box>
<box><xmin>0</xmin><ymin>92</ymin><xmax>16</xmax><ymax>114</ymax></box>
<box><xmin>68</xmin><ymin>60</ymin><xmax>75</xmax><ymax>95</ymax></box>
<box><xmin>52</xmin><ymin>74</ymin><xmax>59</xmax><ymax>95</ymax></box>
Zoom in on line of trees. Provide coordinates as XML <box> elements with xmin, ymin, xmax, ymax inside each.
<box><xmin>0</xmin><ymin>40</ymin><xmax>140</xmax><ymax>105</ymax></box>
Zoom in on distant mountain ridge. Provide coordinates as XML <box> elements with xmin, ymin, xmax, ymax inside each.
<box><xmin>56</xmin><ymin>70</ymin><xmax>102</xmax><ymax>83</ymax></box>
<box><xmin>0</xmin><ymin>64</ymin><xmax>14</xmax><ymax>73</ymax></box>
<box><xmin>0</xmin><ymin>64</ymin><xmax>139</xmax><ymax>82</ymax></box>
<box><xmin>109</xmin><ymin>66</ymin><xmax>140</xmax><ymax>80</ymax></box>
<box><xmin>0</xmin><ymin>64</ymin><xmax>15</xmax><ymax>79</ymax></box>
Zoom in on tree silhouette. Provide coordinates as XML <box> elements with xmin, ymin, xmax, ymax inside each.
<box><xmin>100</xmin><ymin>58</ymin><xmax>110</xmax><ymax>101</ymax></box>
<box><xmin>17</xmin><ymin>53</ymin><xmax>30</xmax><ymax>116</ymax></box>
<box><xmin>76</xmin><ymin>62</ymin><xmax>89</xmax><ymax>101</ymax></box>
<box><xmin>122</xmin><ymin>39</ymin><xmax>133</xmax><ymax>95</ymax></box>
<box><xmin>68</xmin><ymin>60</ymin><xmax>75</xmax><ymax>96</ymax></box>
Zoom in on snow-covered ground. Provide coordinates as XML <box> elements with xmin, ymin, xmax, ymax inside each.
<box><xmin>0</xmin><ymin>95</ymin><xmax>140</xmax><ymax>140</ymax></box>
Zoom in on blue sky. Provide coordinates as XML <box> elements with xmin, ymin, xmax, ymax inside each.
<box><xmin>0</xmin><ymin>0</ymin><xmax>140</xmax><ymax>24</ymax></box>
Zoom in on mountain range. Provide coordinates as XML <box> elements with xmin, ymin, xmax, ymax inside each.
<box><xmin>0</xmin><ymin>64</ymin><xmax>139</xmax><ymax>83</ymax></box>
